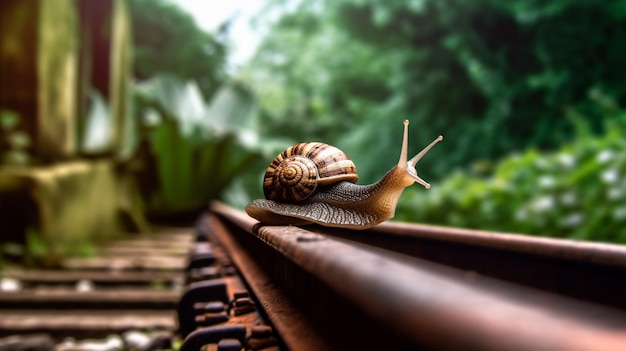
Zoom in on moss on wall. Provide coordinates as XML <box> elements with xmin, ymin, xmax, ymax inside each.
<box><xmin>0</xmin><ymin>161</ymin><xmax>123</xmax><ymax>266</ymax></box>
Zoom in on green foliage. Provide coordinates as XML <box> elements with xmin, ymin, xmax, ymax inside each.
<box><xmin>396</xmin><ymin>105</ymin><xmax>626</xmax><ymax>243</ymax></box>
<box><xmin>123</xmin><ymin>0</ymin><xmax>626</xmax><ymax>244</ymax></box>
<box><xmin>245</xmin><ymin>0</ymin><xmax>626</xmax><ymax>182</ymax></box>
<box><xmin>0</xmin><ymin>110</ymin><xmax>31</xmax><ymax>166</ymax></box>
<box><xmin>133</xmin><ymin>75</ymin><xmax>264</xmax><ymax>217</ymax></box>
<box><xmin>0</xmin><ymin>227</ymin><xmax>99</xmax><ymax>269</ymax></box>
<box><xmin>129</xmin><ymin>0</ymin><xmax>228</xmax><ymax>99</ymax></box>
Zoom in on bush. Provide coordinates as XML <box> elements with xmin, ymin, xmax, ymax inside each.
<box><xmin>396</xmin><ymin>108</ymin><xmax>626</xmax><ymax>243</ymax></box>
<box><xmin>133</xmin><ymin>75</ymin><xmax>265</xmax><ymax>218</ymax></box>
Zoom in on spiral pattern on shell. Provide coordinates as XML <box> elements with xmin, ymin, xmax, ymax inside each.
<box><xmin>263</xmin><ymin>142</ymin><xmax>359</xmax><ymax>202</ymax></box>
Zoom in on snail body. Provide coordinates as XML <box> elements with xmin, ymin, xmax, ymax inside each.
<box><xmin>245</xmin><ymin>120</ymin><xmax>443</xmax><ymax>229</ymax></box>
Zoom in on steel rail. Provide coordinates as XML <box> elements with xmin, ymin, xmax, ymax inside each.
<box><xmin>208</xmin><ymin>202</ymin><xmax>626</xmax><ymax>351</ymax></box>
<box><xmin>205</xmin><ymin>210</ymin><xmax>335</xmax><ymax>351</ymax></box>
<box><xmin>320</xmin><ymin>220</ymin><xmax>626</xmax><ymax>311</ymax></box>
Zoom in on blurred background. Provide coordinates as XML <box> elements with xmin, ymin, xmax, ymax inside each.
<box><xmin>2</xmin><ymin>0</ymin><xmax>626</xmax><ymax>266</ymax></box>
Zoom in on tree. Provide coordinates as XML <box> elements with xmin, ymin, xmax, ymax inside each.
<box><xmin>245</xmin><ymin>0</ymin><xmax>626</xmax><ymax>180</ymax></box>
<box><xmin>129</xmin><ymin>0</ymin><xmax>228</xmax><ymax>99</ymax></box>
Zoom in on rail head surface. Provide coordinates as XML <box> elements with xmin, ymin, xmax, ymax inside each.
<box><xmin>375</xmin><ymin>221</ymin><xmax>626</xmax><ymax>269</ymax></box>
<box><xmin>209</xmin><ymin>202</ymin><xmax>626</xmax><ymax>351</ymax></box>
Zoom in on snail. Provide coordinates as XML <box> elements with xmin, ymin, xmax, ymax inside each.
<box><xmin>245</xmin><ymin>120</ymin><xmax>443</xmax><ymax>229</ymax></box>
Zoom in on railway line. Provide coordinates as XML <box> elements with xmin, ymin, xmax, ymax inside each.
<box><xmin>202</xmin><ymin>202</ymin><xmax>626</xmax><ymax>351</ymax></box>
<box><xmin>0</xmin><ymin>229</ymin><xmax>192</xmax><ymax>349</ymax></box>
<box><xmin>1</xmin><ymin>202</ymin><xmax>626</xmax><ymax>350</ymax></box>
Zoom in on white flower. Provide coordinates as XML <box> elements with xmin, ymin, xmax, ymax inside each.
<box><xmin>560</xmin><ymin>213</ymin><xmax>584</xmax><ymax>228</ymax></box>
<box><xmin>530</xmin><ymin>196</ymin><xmax>555</xmax><ymax>212</ymax></box>
<box><xmin>597</xmin><ymin>150</ymin><xmax>615</xmax><ymax>164</ymax></box>
<box><xmin>515</xmin><ymin>208</ymin><xmax>528</xmax><ymax>221</ymax></box>
<box><xmin>538</xmin><ymin>176</ymin><xmax>556</xmax><ymax>189</ymax></box>
<box><xmin>608</xmin><ymin>187</ymin><xmax>624</xmax><ymax>200</ymax></box>
<box><xmin>612</xmin><ymin>206</ymin><xmax>626</xmax><ymax>220</ymax></box>
<box><xmin>601</xmin><ymin>169</ymin><xmax>619</xmax><ymax>184</ymax></box>
<box><xmin>558</xmin><ymin>153</ymin><xmax>576</xmax><ymax>168</ymax></box>
<box><xmin>560</xmin><ymin>191</ymin><xmax>578</xmax><ymax>206</ymax></box>
<box><xmin>535</xmin><ymin>158</ymin><xmax>550</xmax><ymax>170</ymax></box>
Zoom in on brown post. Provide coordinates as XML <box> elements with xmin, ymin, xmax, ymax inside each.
<box><xmin>0</xmin><ymin>0</ymin><xmax>80</xmax><ymax>163</ymax></box>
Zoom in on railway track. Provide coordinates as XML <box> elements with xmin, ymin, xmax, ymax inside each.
<box><xmin>0</xmin><ymin>222</ymin><xmax>281</xmax><ymax>350</ymax></box>
<box><xmin>2</xmin><ymin>203</ymin><xmax>626</xmax><ymax>350</ymax></box>
<box><xmin>0</xmin><ymin>229</ymin><xmax>193</xmax><ymax>350</ymax></box>
<box><xmin>195</xmin><ymin>202</ymin><xmax>626</xmax><ymax>351</ymax></box>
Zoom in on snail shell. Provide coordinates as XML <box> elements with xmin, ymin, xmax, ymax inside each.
<box><xmin>263</xmin><ymin>142</ymin><xmax>358</xmax><ymax>202</ymax></box>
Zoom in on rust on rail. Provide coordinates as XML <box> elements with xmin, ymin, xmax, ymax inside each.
<box><xmin>323</xmin><ymin>220</ymin><xmax>626</xmax><ymax>310</ymax></box>
<box><xmin>207</xmin><ymin>202</ymin><xmax>626</xmax><ymax>351</ymax></box>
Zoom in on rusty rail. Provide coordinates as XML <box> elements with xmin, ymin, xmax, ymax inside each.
<box><xmin>322</xmin><ymin>220</ymin><xmax>626</xmax><ymax>311</ymax></box>
<box><xmin>204</xmin><ymin>202</ymin><xmax>626</xmax><ymax>351</ymax></box>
